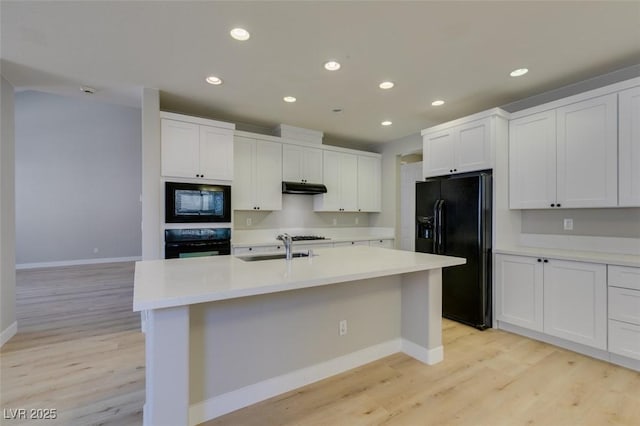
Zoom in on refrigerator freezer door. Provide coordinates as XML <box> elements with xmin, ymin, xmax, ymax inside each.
<box><xmin>440</xmin><ymin>174</ymin><xmax>491</xmax><ymax>329</ymax></box>
<box><xmin>415</xmin><ymin>181</ymin><xmax>441</xmax><ymax>254</ymax></box>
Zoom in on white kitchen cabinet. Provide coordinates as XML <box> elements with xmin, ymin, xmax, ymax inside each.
<box><xmin>233</xmin><ymin>136</ymin><xmax>282</xmax><ymax>211</ymax></box>
<box><xmin>556</xmin><ymin>94</ymin><xmax>618</xmax><ymax>208</ymax></box>
<box><xmin>233</xmin><ymin>245</ymin><xmax>284</xmax><ymax>255</ymax></box>
<box><xmin>509</xmin><ymin>93</ymin><xmax>618</xmax><ymax>209</ymax></box>
<box><xmin>161</xmin><ymin>117</ymin><xmax>234</xmax><ymax>181</ymax></box>
<box><xmin>314</xmin><ymin>151</ymin><xmax>358</xmax><ymax>212</ymax></box>
<box><xmin>495</xmin><ymin>254</ymin><xmax>544</xmax><ymax>332</ymax></box>
<box><xmin>608</xmin><ymin>265</ymin><xmax>640</xmax><ymax>361</ymax></box>
<box><xmin>282</xmin><ymin>144</ymin><xmax>323</xmax><ymax>184</ymax></box>
<box><xmin>369</xmin><ymin>239</ymin><xmax>394</xmax><ymax>248</ymax></box>
<box><xmin>619</xmin><ymin>86</ymin><xmax>640</xmax><ymax>207</ymax></box>
<box><xmin>357</xmin><ymin>156</ymin><xmax>381</xmax><ymax>212</ymax></box>
<box><xmin>509</xmin><ymin>110</ymin><xmax>557</xmax><ymax>209</ymax></box>
<box><xmin>543</xmin><ymin>259</ymin><xmax>607</xmax><ymax>350</ymax></box>
<box><xmin>422</xmin><ymin>117</ymin><xmax>491</xmax><ymax>178</ymax></box>
<box><xmin>333</xmin><ymin>240</ymin><xmax>370</xmax><ymax>247</ymax></box>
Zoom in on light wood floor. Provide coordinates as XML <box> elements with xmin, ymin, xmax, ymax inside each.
<box><xmin>2</xmin><ymin>263</ymin><xmax>639</xmax><ymax>426</ymax></box>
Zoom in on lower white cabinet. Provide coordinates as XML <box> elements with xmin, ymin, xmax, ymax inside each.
<box><xmin>333</xmin><ymin>240</ymin><xmax>370</xmax><ymax>247</ymax></box>
<box><xmin>369</xmin><ymin>239</ymin><xmax>394</xmax><ymax>248</ymax></box>
<box><xmin>495</xmin><ymin>254</ymin><xmax>544</xmax><ymax>332</ymax></box>
<box><xmin>608</xmin><ymin>265</ymin><xmax>640</xmax><ymax>360</ymax></box>
<box><xmin>495</xmin><ymin>254</ymin><xmax>607</xmax><ymax>350</ymax></box>
<box><xmin>543</xmin><ymin>259</ymin><xmax>607</xmax><ymax>350</ymax></box>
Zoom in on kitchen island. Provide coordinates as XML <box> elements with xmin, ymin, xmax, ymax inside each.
<box><xmin>134</xmin><ymin>246</ymin><xmax>465</xmax><ymax>426</ymax></box>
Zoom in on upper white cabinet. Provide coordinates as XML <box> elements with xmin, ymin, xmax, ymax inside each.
<box><xmin>510</xmin><ymin>92</ymin><xmax>622</xmax><ymax>209</ymax></box>
<box><xmin>357</xmin><ymin>156</ymin><xmax>381</xmax><ymax>212</ymax></box>
<box><xmin>421</xmin><ymin>110</ymin><xmax>503</xmax><ymax>178</ymax></box>
<box><xmin>161</xmin><ymin>113</ymin><xmax>234</xmax><ymax>181</ymax></box>
<box><xmin>314</xmin><ymin>151</ymin><xmax>358</xmax><ymax>212</ymax></box>
<box><xmin>233</xmin><ymin>136</ymin><xmax>282</xmax><ymax>211</ymax></box>
<box><xmin>282</xmin><ymin>144</ymin><xmax>323</xmax><ymax>183</ymax></box>
<box><xmin>619</xmin><ymin>86</ymin><xmax>640</xmax><ymax>207</ymax></box>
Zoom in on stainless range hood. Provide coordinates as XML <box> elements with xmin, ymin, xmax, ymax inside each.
<box><xmin>282</xmin><ymin>181</ymin><xmax>327</xmax><ymax>195</ymax></box>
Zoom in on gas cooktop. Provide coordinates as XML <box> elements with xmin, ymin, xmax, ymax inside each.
<box><xmin>290</xmin><ymin>235</ymin><xmax>328</xmax><ymax>241</ymax></box>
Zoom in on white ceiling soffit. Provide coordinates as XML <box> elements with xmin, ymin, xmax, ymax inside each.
<box><xmin>1</xmin><ymin>1</ymin><xmax>639</xmax><ymax>145</ymax></box>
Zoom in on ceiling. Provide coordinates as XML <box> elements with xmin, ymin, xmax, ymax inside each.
<box><xmin>2</xmin><ymin>1</ymin><xmax>639</xmax><ymax>147</ymax></box>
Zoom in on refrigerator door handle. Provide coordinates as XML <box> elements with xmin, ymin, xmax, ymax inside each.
<box><xmin>432</xmin><ymin>200</ymin><xmax>440</xmax><ymax>253</ymax></box>
<box><xmin>436</xmin><ymin>200</ymin><xmax>445</xmax><ymax>254</ymax></box>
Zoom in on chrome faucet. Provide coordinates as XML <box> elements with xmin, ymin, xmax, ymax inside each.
<box><xmin>277</xmin><ymin>233</ymin><xmax>293</xmax><ymax>260</ymax></box>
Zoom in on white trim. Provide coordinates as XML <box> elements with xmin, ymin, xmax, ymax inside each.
<box><xmin>420</xmin><ymin>107</ymin><xmax>510</xmax><ymax>135</ymax></box>
<box><xmin>401</xmin><ymin>339</ymin><xmax>443</xmax><ymax>365</ymax></box>
<box><xmin>188</xmin><ymin>339</ymin><xmax>402</xmax><ymax>425</ymax></box>
<box><xmin>0</xmin><ymin>321</ymin><xmax>17</xmax><ymax>348</ymax></box>
<box><xmin>519</xmin><ymin>234</ymin><xmax>640</xmax><ymax>256</ymax></box>
<box><xmin>160</xmin><ymin>111</ymin><xmax>235</xmax><ymax>130</ymax></box>
<box><xmin>16</xmin><ymin>256</ymin><xmax>141</xmax><ymax>270</ymax></box>
<box><xmin>510</xmin><ymin>77</ymin><xmax>640</xmax><ymax>119</ymax></box>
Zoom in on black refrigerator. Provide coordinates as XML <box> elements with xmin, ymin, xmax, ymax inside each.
<box><xmin>415</xmin><ymin>171</ymin><xmax>492</xmax><ymax>330</ymax></box>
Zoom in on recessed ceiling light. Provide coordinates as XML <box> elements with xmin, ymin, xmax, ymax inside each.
<box><xmin>510</xmin><ymin>68</ymin><xmax>528</xmax><ymax>77</ymax></box>
<box><xmin>379</xmin><ymin>81</ymin><xmax>394</xmax><ymax>90</ymax></box>
<box><xmin>431</xmin><ymin>100</ymin><xmax>445</xmax><ymax>106</ymax></box>
<box><xmin>283</xmin><ymin>96</ymin><xmax>297</xmax><ymax>103</ymax></box>
<box><xmin>324</xmin><ymin>60</ymin><xmax>341</xmax><ymax>71</ymax></box>
<box><xmin>230</xmin><ymin>28</ymin><xmax>250</xmax><ymax>41</ymax></box>
<box><xmin>381</xmin><ymin>120</ymin><xmax>392</xmax><ymax>126</ymax></box>
<box><xmin>206</xmin><ymin>76</ymin><xmax>223</xmax><ymax>85</ymax></box>
<box><xmin>80</xmin><ymin>86</ymin><xmax>96</xmax><ymax>94</ymax></box>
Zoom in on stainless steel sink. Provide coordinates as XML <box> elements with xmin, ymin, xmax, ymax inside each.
<box><xmin>237</xmin><ymin>252</ymin><xmax>311</xmax><ymax>262</ymax></box>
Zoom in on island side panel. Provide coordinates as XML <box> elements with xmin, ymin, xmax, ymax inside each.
<box><xmin>400</xmin><ymin>268</ymin><xmax>443</xmax><ymax>364</ymax></box>
<box><xmin>144</xmin><ymin>306</ymin><xmax>190</xmax><ymax>426</ymax></box>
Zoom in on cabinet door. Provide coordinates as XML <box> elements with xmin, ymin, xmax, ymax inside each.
<box><xmin>369</xmin><ymin>239</ymin><xmax>394</xmax><ymax>248</ymax></box>
<box><xmin>302</xmin><ymin>147</ymin><xmax>323</xmax><ymax>183</ymax></box>
<box><xmin>255</xmin><ymin>141</ymin><xmax>282</xmax><ymax>211</ymax></box>
<box><xmin>423</xmin><ymin>129</ymin><xmax>455</xmax><ymax>178</ymax></box>
<box><xmin>199</xmin><ymin>125</ymin><xmax>234</xmax><ymax>180</ymax></box>
<box><xmin>619</xmin><ymin>86</ymin><xmax>640</xmax><ymax>207</ymax></box>
<box><xmin>556</xmin><ymin>94</ymin><xmax>618</xmax><ymax>207</ymax></box>
<box><xmin>495</xmin><ymin>254</ymin><xmax>544</xmax><ymax>332</ymax></box>
<box><xmin>233</xmin><ymin>137</ymin><xmax>256</xmax><ymax>210</ymax></box>
<box><xmin>543</xmin><ymin>259</ymin><xmax>607</xmax><ymax>349</ymax></box>
<box><xmin>455</xmin><ymin>118</ymin><xmax>491</xmax><ymax>173</ymax></box>
<box><xmin>339</xmin><ymin>153</ymin><xmax>358</xmax><ymax>212</ymax></box>
<box><xmin>282</xmin><ymin>144</ymin><xmax>304</xmax><ymax>182</ymax></box>
<box><xmin>161</xmin><ymin>119</ymin><xmax>200</xmax><ymax>178</ymax></box>
<box><xmin>314</xmin><ymin>151</ymin><xmax>341</xmax><ymax>211</ymax></box>
<box><xmin>357</xmin><ymin>156</ymin><xmax>381</xmax><ymax>212</ymax></box>
<box><xmin>509</xmin><ymin>111</ymin><xmax>557</xmax><ymax>209</ymax></box>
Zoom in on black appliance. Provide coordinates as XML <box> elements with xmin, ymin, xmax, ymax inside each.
<box><xmin>165</xmin><ymin>182</ymin><xmax>231</xmax><ymax>223</ymax></box>
<box><xmin>164</xmin><ymin>228</ymin><xmax>231</xmax><ymax>259</ymax></box>
<box><xmin>415</xmin><ymin>171</ymin><xmax>492</xmax><ymax>330</ymax></box>
<box><xmin>291</xmin><ymin>235</ymin><xmax>327</xmax><ymax>241</ymax></box>
<box><xmin>282</xmin><ymin>181</ymin><xmax>327</xmax><ymax>194</ymax></box>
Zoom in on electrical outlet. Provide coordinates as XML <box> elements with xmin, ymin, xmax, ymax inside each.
<box><xmin>246</xmin><ymin>217</ymin><xmax>252</xmax><ymax>227</ymax></box>
<box><xmin>332</xmin><ymin>217</ymin><xmax>337</xmax><ymax>226</ymax></box>
<box><xmin>563</xmin><ymin>218</ymin><xmax>573</xmax><ymax>231</ymax></box>
<box><xmin>339</xmin><ymin>319</ymin><xmax>347</xmax><ymax>336</ymax></box>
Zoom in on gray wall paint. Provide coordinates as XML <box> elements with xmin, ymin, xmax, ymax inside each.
<box><xmin>141</xmin><ymin>88</ymin><xmax>161</xmax><ymax>260</ymax></box>
<box><xmin>234</xmin><ymin>194</ymin><xmax>369</xmax><ymax>230</ymax></box>
<box><xmin>521</xmin><ymin>208</ymin><xmax>640</xmax><ymax>238</ymax></box>
<box><xmin>189</xmin><ymin>276</ymin><xmax>401</xmax><ymax>402</ymax></box>
<box><xmin>0</xmin><ymin>76</ymin><xmax>16</xmax><ymax>335</ymax></box>
<box><xmin>15</xmin><ymin>91</ymin><xmax>142</xmax><ymax>264</ymax></box>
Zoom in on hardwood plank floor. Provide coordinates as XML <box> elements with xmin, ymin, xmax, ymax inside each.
<box><xmin>2</xmin><ymin>262</ymin><xmax>639</xmax><ymax>426</ymax></box>
<box><xmin>0</xmin><ymin>262</ymin><xmax>144</xmax><ymax>425</ymax></box>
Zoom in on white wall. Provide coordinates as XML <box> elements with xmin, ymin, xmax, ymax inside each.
<box><xmin>399</xmin><ymin>162</ymin><xmax>423</xmax><ymax>251</ymax></box>
<box><xmin>14</xmin><ymin>91</ymin><xmax>142</xmax><ymax>266</ymax></box>
<box><xmin>0</xmin><ymin>76</ymin><xmax>17</xmax><ymax>344</ymax></box>
<box><xmin>141</xmin><ymin>88</ymin><xmax>161</xmax><ymax>260</ymax></box>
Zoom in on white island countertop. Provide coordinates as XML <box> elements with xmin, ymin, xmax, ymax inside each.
<box><xmin>134</xmin><ymin>246</ymin><xmax>465</xmax><ymax>311</ymax></box>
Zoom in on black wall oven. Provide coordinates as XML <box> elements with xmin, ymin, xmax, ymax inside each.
<box><xmin>164</xmin><ymin>228</ymin><xmax>231</xmax><ymax>259</ymax></box>
<box><xmin>165</xmin><ymin>182</ymin><xmax>231</xmax><ymax>223</ymax></box>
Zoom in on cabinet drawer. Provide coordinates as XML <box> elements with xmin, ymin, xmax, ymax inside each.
<box><xmin>609</xmin><ymin>287</ymin><xmax>640</xmax><ymax>325</ymax></box>
<box><xmin>334</xmin><ymin>240</ymin><xmax>369</xmax><ymax>247</ymax></box>
<box><xmin>233</xmin><ymin>245</ymin><xmax>283</xmax><ymax>255</ymax></box>
<box><xmin>608</xmin><ymin>265</ymin><xmax>640</xmax><ymax>291</ymax></box>
<box><xmin>609</xmin><ymin>320</ymin><xmax>640</xmax><ymax>361</ymax></box>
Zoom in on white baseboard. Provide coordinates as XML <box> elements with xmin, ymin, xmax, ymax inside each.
<box><xmin>188</xmin><ymin>337</ymin><xmax>444</xmax><ymax>425</ymax></box>
<box><xmin>402</xmin><ymin>339</ymin><xmax>444</xmax><ymax>365</ymax></box>
<box><xmin>519</xmin><ymin>234</ymin><xmax>640</xmax><ymax>255</ymax></box>
<box><xmin>16</xmin><ymin>256</ymin><xmax>142</xmax><ymax>270</ymax></box>
<box><xmin>188</xmin><ymin>339</ymin><xmax>402</xmax><ymax>425</ymax></box>
<box><xmin>0</xmin><ymin>321</ymin><xmax>17</xmax><ymax>348</ymax></box>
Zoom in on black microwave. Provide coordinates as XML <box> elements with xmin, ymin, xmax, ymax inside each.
<box><xmin>165</xmin><ymin>182</ymin><xmax>231</xmax><ymax>223</ymax></box>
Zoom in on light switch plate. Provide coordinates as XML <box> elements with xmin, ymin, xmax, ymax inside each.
<box><xmin>563</xmin><ymin>218</ymin><xmax>573</xmax><ymax>231</ymax></box>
